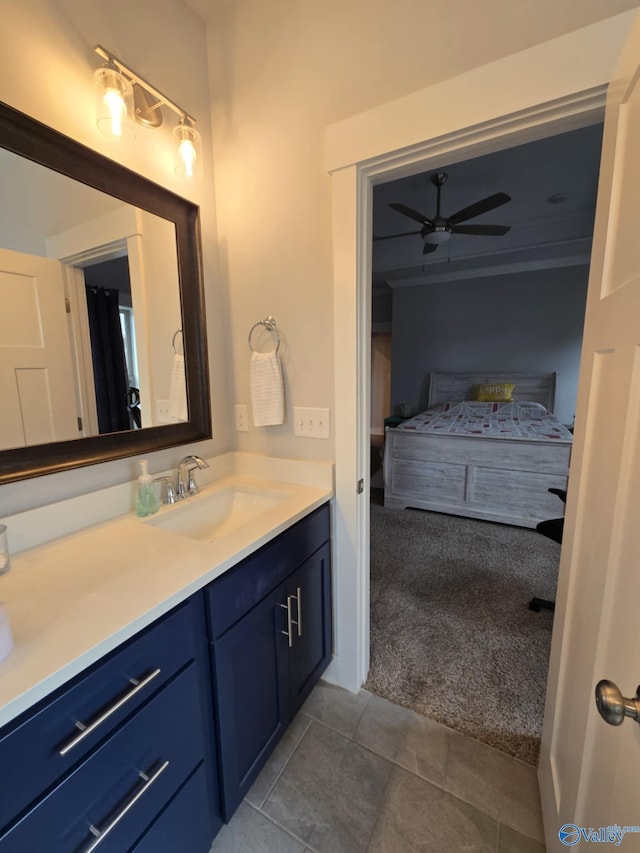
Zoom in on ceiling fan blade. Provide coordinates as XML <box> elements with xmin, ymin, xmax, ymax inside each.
<box><xmin>422</xmin><ymin>242</ymin><xmax>439</xmax><ymax>255</ymax></box>
<box><xmin>389</xmin><ymin>203</ymin><xmax>434</xmax><ymax>226</ymax></box>
<box><xmin>447</xmin><ymin>192</ymin><xmax>511</xmax><ymax>225</ymax></box>
<box><xmin>373</xmin><ymin>229</ymin><xmax>422</xmax><ymax>242</ymax></box>
<box><xmin>451</xmin><ymin>224</ymin><xmax>511</xmax><ymax>236</ymax></box>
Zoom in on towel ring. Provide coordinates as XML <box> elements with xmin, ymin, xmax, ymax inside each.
<box><xmin>248</xmin><ymin>316</ymin><xmax>280</xmax><ymax>355</ymax></box>
<box><xmin>172</xmin><ymin>329</ymin><xmax>183</xmax><ymax>354</ymax></box>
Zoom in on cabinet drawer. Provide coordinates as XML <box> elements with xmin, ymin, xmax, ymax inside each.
<box><xmin>0</xmin><ymin>664</ymin><xmax>205</xmax><ymax>852</ymax></box>
<box><xmin>131</xmin><ymin>764</ymin><xmax>217</xmax><ymax>853</ymax></box>
<box><xmin>0</xmin><ymin>598</ymin><xmax>200</xmax><ymax>834</ymax></box>
<box><xmin>206</xmin><ymin>503</ymin><xmax>330</xmax><ymax>638</ymax></box>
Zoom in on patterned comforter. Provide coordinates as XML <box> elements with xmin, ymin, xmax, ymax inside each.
<box><xmin>394</xmin><ymin>400</ymin><xmax>573</xmax><ymax>442</ymax></box>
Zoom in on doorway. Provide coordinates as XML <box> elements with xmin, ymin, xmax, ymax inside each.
<box><xmin>366</xmin><ymin>125</ymin><xmax>600</xmax><ymax>763</ymax></box>
<box><xmin>83</xmin><ymin>256</ymin><xmax>142</xmax><ymax>433</ymax></box>
<box><xmin>327</xmin><ymin>17</ymin><xmax>636</xmax><ymax>848</ymax></box>
<box><xmin>327</xmin><ymin>16</ymin><xmax>633</xmax><ymax>697</ymax></box>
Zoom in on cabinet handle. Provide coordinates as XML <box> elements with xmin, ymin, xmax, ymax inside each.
<box><xmin>58</xmin><ymin>668</ymin><xmax>162</xmax><ymax>757</ymax></box>
<box><xmin>291</xmin><ymin>587</ymin><xmax>302</xmax><ymax>638</ymax></box>
<box><xmin>82</xmin><ymin>759</ymin><xmax>169</xmax><ymax>852</ymax></box>
<box><xmin>279</xmin><ymin>597</ymin><xmax>294</xmax><ymax>647</ymax></box>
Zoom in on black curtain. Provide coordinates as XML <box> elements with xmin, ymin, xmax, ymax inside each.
<box><xmin>85</xmin><ymin>286</ymin><xmax>131</xmax><ymax>434</ymax></box>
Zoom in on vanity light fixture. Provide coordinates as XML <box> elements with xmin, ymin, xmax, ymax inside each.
<box><xmin>94</xmin><ymin>64</ymin><xmax>135</xmax><ymax>140</ymax></box>
<box><xmin>174</xmin><ymin>117</ymin><xmax>201</xmax><ymax>180</ymax></box>
<box><xmin>94</xmin><ymin>45</ymin><xmax>202</xmax><ymax>179</ymax></box>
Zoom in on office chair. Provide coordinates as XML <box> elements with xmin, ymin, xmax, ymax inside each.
<box><xmin>529</xmin><ymin>487</ymin><xmax>566</xmax><ymax>614</ymax></box>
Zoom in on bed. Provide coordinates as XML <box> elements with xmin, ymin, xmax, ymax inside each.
<box><xmin>383</xmin><ymin>372</ymin><xmax>572</xmax><ymax>528</ymax></box>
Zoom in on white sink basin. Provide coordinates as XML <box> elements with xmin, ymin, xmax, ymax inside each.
<box><xmin>144</xmin><ymin>484</ymin><xmax>290</xmax><ymax>542</ymax></box>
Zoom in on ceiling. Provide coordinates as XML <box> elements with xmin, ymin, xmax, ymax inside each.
<box><xmin>372</xmin><ymin>122</ymin><xmax>603</xmax><ymax>289</ymax></box>
<box><xmin>183</xmin><ymin>0</ymin><xmax>232</xmax><ymax>19</ymax></box>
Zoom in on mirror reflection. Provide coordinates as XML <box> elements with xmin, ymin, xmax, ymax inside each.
<box><xmin>0</xmin><ymin>149</ymin><xmax>186</xmax><ymax>452</ymax></box>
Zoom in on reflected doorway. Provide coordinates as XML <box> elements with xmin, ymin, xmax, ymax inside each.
<box><xmin>83</xmin><ymin>256</ymin><xmax>141</xmax><ymax>433</ymax></box>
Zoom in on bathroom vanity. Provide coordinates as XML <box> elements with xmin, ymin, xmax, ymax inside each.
<box><xmin>0</xmin><ymin>470</ymin><xmax>332</xmax><ymax>851</ymax></box>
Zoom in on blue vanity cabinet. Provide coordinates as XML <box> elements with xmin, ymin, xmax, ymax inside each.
<box><xmin>0</xmin><ymin>599</ymin><xmax>206</xmax><ymax>835</ymax></box>
<box><xmin>286</xmin><ymin>542</ymin><xmax>332</xmax><ymax>717</ymax></box>
<box><xmin>206</xmin><ymin>504</ymin><xmax>332</xmax><ymax>820</ymax></box>
<box><xmin>210</xmin><ymin>583</ymin><xmax>290</xmax><ymax>818</ymax></box>
<box><xmin>0</xmin><ymin>501</ymin><xmax>331</xmax><ymax>848</ymax></box>
<box><xmin>0</xmin><ymin>595</ymin><xmax>222</xmax><ymax>852</ymax></box>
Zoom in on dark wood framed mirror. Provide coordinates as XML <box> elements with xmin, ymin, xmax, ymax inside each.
<box><xmin>0</xmin><ymin>100</ymin><xmax>211</xmax><ymax>485</ymax></box>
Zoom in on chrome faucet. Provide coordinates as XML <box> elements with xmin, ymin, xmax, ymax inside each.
<box><xmin>177</xmin><ymin>455</ymin><xmax>209</xmax><ymax>498</ymax></box>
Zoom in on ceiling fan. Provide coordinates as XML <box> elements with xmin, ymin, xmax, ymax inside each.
<box><xmin>378</xmin><ymin>172</ymin><xmax>511</xmax><ymax>254</ymax></box>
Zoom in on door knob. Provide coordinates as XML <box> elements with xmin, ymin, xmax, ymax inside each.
<box><xmin>595</xmin><ymin>679</ymin><xmax>640</xmax><ymax>726</ymax></box>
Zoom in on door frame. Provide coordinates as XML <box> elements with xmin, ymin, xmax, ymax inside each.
<box><xmin>324</xmin><ymin>13</ymin><xmax>636</xmax><ymax>697</ymax></box>
<box><xmin>46</xmin><ymin>207</ymin><xmax>153</xmax><ymax>428</ymax></box>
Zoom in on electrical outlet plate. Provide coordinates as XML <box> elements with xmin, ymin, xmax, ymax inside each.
<box><xmin>234</xmin><ymin>404</ymin><xmax>249</xmax><ymax>432</ymax></box>
<box><xmin>293</xmin><ymin>407</ymin><xmax>330</xmax><ymax>439</ymax></box>
<box><xmin>156</xmin><ymin>399</ymin><xmax>173</xmax><ymax>424</ymax></box>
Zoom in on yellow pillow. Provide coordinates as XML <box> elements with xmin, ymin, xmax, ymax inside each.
<box><xmin>472</xmin><ymin>383</ymin><xmax>515</xmax><ymax>402</ymax></box>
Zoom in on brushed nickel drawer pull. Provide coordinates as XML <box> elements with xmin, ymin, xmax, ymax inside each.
<box><xmin>59</xmin><ymin>668</ymin><xmax>162</xmax><ymax>757</ymax></box>
<box><xmin>83</xmin><ymin>759</ymin><xmax>169</xmax><ymax>852</ymax></box>
<box><xmin>293</xmin><ymin>587</ymin><xmax>302</xmax><ymax>637</ymax></box>
<box><xmin>279</xmin><ymin>598</ymin><xmax>293</xmax><ymax>647</ymax></box>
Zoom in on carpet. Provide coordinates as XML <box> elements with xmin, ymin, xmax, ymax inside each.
<box><xmin>366</xmin><ymin>501</ymin><xmax>559</xmax><ymax>765</ymax></box>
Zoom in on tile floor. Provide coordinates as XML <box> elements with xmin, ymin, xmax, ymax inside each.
<box><xmin>210</xmin><ymin>681</ymin><xmax>546</xmax><ymax>853</ymax></box>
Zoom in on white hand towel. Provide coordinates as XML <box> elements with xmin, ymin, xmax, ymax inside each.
<box><xmin>251</xmin><ymin>350</ymin><xmax>284</xmax><ymax>426</ymax></box>
<box><xmin>169</xmin><ymin>353</ymin><xmax>188</xmax><ymax>421</ymax></box>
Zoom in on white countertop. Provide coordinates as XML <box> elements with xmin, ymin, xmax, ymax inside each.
<box><xmin>0</xmin><ymin>464</ymin><xmax>333</xmax><ymax>729</ymax></box>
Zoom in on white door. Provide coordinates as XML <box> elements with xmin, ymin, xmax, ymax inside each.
<box><xmin>0</xmin><ymin>248</ymin><xmax>79</xmax><ymax>449</ymax></box>
<box><xmin>539</xmin><ymin>14</ymin><xmax>640</xmax><ymax>850</ymax></box>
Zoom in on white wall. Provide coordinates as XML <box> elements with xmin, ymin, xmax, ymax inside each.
<box><xmin>0</xmin><ymin>0</ymin><xmax>232</xmax><ymax>516</ymax></box>
<box><xmin>390</xmin><ymin>266</ymin><xmax>589</xmax><ymax>425</ymax></box>
<box><xmin>0</xmin><ymin>154</ymin><xmax>123</xmax><ymax>256</ymax></box>
<box><xmin>205</xmin><ymin>0</ymin><xmax>638</xmax><ymax>462</ymax></box>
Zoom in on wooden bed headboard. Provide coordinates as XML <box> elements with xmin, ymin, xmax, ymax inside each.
<box><xmin>427</xmin><ymin>372</ymin><xmax>558</xmax><ymax>412</ymax></box>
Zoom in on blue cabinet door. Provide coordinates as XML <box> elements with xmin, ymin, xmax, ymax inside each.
<box><xmin>287</xmin><ymin>543</ymin><xmax>332</xmax><ymax>716</ymax></box>
<box><xmin>211</xmin><ymin>583</ymin><xmax>289</xmax><ymax>820</ymax></box>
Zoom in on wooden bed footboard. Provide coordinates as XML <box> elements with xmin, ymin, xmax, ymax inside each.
<box><xmin>383</xmin><ymin>429</ymin><xmax>570</xmax><ymax>528</ymax></box>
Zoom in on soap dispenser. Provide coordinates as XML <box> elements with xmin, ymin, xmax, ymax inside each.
<box><xmin>136</xmin><ymin>460</ymin><xmax>159</xmax><ymax>517</ymax></box>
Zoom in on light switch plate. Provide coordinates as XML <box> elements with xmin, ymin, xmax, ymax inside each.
<box><xmin>293</xmin><ymin>407</ymin><xmax>330</xmax><ymax>439</ymax></box>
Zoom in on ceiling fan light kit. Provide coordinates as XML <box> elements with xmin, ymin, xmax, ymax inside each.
<box><xmin>383</xmin><ymin>171</ymin><xmax>512</xmax><ymax>255</ymax></box>
<box><xmin>423</xmin><ymin>228</ymin><xmax>451</xmax><ymax>245</ymax></box>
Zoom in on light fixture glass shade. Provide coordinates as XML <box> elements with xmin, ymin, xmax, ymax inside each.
<box><xmin>423</xmin><ymin>229</ymin><xmax>451</xmax><ymax>245</ymax></box>
<box><xmin>94</xmin><ymin>66</ymin><xmax>134</xmax><ymax>140</ymax></box>
<box><xmin>174</xmin><ymin>120</ymin><xmax>202</xmax><ymax>180</ymax></box>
